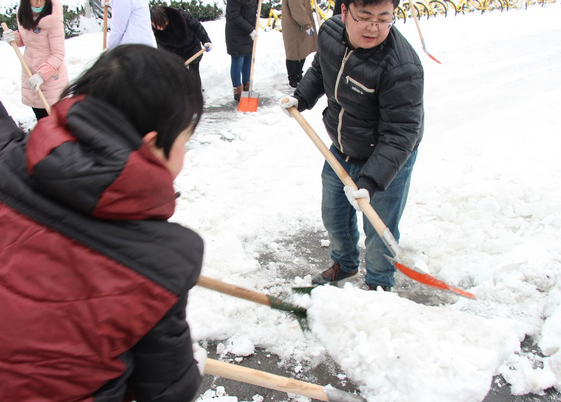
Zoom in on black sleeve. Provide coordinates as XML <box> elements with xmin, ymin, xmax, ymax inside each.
<box><xmin>129</xmin><ymin>291</ymin><xmax>202</xmax><ymax>402</ymax></box>
<box><xmin>182</xmin><ymin>11</ymin><xmax>211</xmax><ymax>44</ymax></box>
<box><xmin>0</xmin><ymin>99</ymin><xmax>25</xmax><ymax>151</ymax></box>
<box><xmin>293</xmin><ymin>50</ymin><xmax>325</xmax><ymax>112</ymax></box>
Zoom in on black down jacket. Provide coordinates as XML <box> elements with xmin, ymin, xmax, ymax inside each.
<box><xmin>294</xmin><ymin>16</ymin><xmax>424</xmax><ymax>196</ymax></box>
<box><xmin>225</xmin><ymin>0</ymin><xmax>257</xmax><ymax>57</ymax></box>
<box><xmin>153</xmin><ymin>7</ymin><xmax>211</xmax><ymax>63</ymax></box>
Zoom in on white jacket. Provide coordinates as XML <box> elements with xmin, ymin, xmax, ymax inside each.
<box><xmin>107</xmin><ymin>0</ymin><xmax>155</xmax><ymax>48</ymax></box>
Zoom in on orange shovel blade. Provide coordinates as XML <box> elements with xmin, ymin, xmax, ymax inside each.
<box><xmin>387</xmin><ymin>257</ymin><xmax>476</xmax><ymax>299</ymax></box>
<box><xmin>237</xmin><ymin>92</ymin><xmax>259</xmax><ymax>112</ymax></box>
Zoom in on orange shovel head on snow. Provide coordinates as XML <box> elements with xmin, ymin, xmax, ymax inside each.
<box><xmin>237</xmin><ymin>89</ymin><xmax>259</xmax><ymax>112</ymax></box>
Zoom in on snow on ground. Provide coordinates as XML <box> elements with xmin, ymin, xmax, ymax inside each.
<box><xmin>1</xmin><ymin>2</ymin><xmax>561</xmax><ymax>401</ymax></box>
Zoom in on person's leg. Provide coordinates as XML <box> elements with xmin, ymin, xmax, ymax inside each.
<box><xmin>241</xmin><ymin>54</ymin><xmax>252</xmax><ymax>90</ymax></box>
<box><xmin>32</xmin><ymin>108</ymin><xmax>49</xmax><ymax>120</ymax></box>
<box><xmin>230</xmin><ymin>55</ymin><xmax>243</xmax><ymax>87</ymax></box>
<box><xmin>321</xmin><ymin>146</ymin><xmax>366</xmax><ymax>274</ymax></box>
<box><xmin>286</xmin><ymin>59</ymin><xmax>299</xmax><ymax>88</ymax></box>
<box><xmin>363</xmin><ymin>150</ymin><xmax>418</xmax><ymax>288</ymax></box>
<box><xmin>296</xmin><ymin>59</ymin><xmax>306</xmax><ymax>83</ymax></box>
<box><xmin>189</xmin><ymin>62</ymin><xmax>202</xmax><ymax>90</ymax></box>
<box><xmin>230</xmin><ymin>55</ymin><xmax>243</xmax><ymax>100</ymax></box>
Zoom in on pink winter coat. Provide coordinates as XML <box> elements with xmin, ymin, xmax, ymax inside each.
<box><xmin>15</xmin><ymin>0</ymin><xmax>68</xmax><ymax>109</ymax></box>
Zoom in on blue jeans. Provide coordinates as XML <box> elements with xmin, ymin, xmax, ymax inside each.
<box><xmin>321</xmin><ymin>145</ymin><xmax>418</xmax><ymax>288</ymax></box>
<box><xmin>230</xmin><ymin>55</ymin><xmax>251</xmax><ymax>87</ymax></box>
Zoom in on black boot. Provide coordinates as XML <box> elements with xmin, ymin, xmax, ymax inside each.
<box><xmin>288</xmin><ymin>75</ymin><xmax>299</xmax><ymax>88</ymax></box>
<box><xmin>286</xmin><ymin>59</ymin><xmax>302</xmax><ymax>88</ymax></box>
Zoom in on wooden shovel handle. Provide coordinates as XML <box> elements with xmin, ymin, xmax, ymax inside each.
<box><xmin>185</xmin><ymin>47</ymin><xmax>206</xmax><ymax>66</ymax></box>
<box><xmin>102</xmin><ymin>4</ymin><xmax>108</xmax><ymax>50</ymax></box>
<box><xmin>1</xmin><ymin>22</ymin><xmax>51</xmax><ymax>115</ymax></box>
<box><xmin>197</xmin><ymin>275</ymin><xmax>272</xmax><ymax>307</ymax></box>
<box><xmin>205</xmin><ymin>358</ymin><xmax>328</xmax><ymax>401</ymax></box>
<box><xmin>285</xmin><ymin>104</ymin><xmax>401</xmax><ymax>259</ymax></box>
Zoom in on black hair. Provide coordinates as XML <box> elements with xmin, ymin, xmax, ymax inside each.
<box><xmin>343</xmin><ymin>0</ymin><xmax>400</xmax><ymax>10</ymax></box>
<box><xmin>61</xmin><ymin>44</ymin><xmax>203</xmax><ymax>158</ymax></box>
<box><xmin>18</xmin><ymin>0</ymin><xmax>53</xmax><ymax>30</ymax></box>
<box><xmin>150</xmin><ymin>6</ymin><xmax>169</xmax><ymax>28</ymax></box>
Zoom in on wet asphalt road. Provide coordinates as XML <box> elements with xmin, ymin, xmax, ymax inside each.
<box><xmin>195</xmin><ymin>231</ymin><xmax>561</xmax><ymax>402</ymax></box>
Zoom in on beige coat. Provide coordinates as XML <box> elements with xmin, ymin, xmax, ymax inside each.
<box><xmin>15</xmin><ymin>0</ymin><xmax>68</xmax><ymax>109</ymax></box>
<box><xmin>281</xmin><ymin>0</ymin><xmax>318</xmax><ymax>60</ymax></box>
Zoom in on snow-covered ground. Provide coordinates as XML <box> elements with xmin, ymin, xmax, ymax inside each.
<box><xmin>1</xmin><ymin>2</ymin><xmax>561</xmax><ymax>401</ymax></box>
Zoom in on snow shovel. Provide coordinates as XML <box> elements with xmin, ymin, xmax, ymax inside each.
<box><xmin>205</xmin><ymin>358</ymin><xmax>367</xmax><ymax>402</ymax></box>
<box><xmin>197</xmin><ymin>275</ymin><xmax>307</xmax><ymax>322</ymax></box>
<box><xmin>237</xmin><ymin>0</ymin><xmax>263</xmax><ymax>113</ymax></box>
<box><xmin>184</xmin><ymin>46</ymin><xmax>208</xmax><ymax>66</ymax></box>
<box><xmin>1</xmin><ymin>22</ymin><xmax>51</xmax><ymax>115</ymax></box>
<box><xmin>284</xmin><ymin>102</ymin><xmax>474</xmax><ymax>299</ymax></box>
<box><xmin>409</xmin><ymin>0</ymin><xmax>441</xmax><ymax>64</ymax></box>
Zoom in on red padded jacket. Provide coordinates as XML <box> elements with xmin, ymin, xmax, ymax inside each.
<box><xmin>0</xmin><ymin>97</ymin><xmax>203</xmax><ymax>402</ymax></box>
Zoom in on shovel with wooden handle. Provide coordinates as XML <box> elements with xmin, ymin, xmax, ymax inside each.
<box><xmin>284</xmin><ymin>101</ymin><xmax>474</xmax><ymax>299</ymax></box>
<box><xmin>237</xmin><ymin>0</ymin><xmax>263</xmax><ymax>112</ymax></box>
<box><xmin>185</xmin><ymin>45</ymin><xmax>209</xmax><ymax>66</ymax></box>
<box><xmin>409</xmin><ymin>0</ymin><xmax>441</xmax><ymax>64</ymax></box>
<box><xmin>1</xmin><ymin>22</ymin><xmax>51</xmax><ymax>115</ymax></box>
<box><xmin>205</xmin><ymin>358</ymin><xmax>367</xmax><ymax>402</ymax></box>
<box><xmin>197</xmin><ymin>275</ymin><xmax>307</xmax><ymax>321</ymax></box>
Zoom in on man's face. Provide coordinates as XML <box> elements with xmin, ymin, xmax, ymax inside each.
<box><xmin>341</xmin><ymin>1</ymin><xmax>395</xmax><ymax>49</ymax></box>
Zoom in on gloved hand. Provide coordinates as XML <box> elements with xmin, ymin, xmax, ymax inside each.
<box><xmin>192</xmin><ymin>343</ymin><xmax>207</xmax><ymax>376</ymax></box>
<box><xmin>104</xmin><ymin>1</ymin><xmax>111</xmax><ymax>7</ymax></box>
<box><xmin>3</xmin><ymin>29</ymin><xmax>17</xmax><ymax>44</ymax></box>
<box><xmin>279</xmin><ymin>96</ymin><xmax>298</xmax><ymax>117</ymax></box>
<box><xmin>249</xmin><ymin>30</ymin><xmax>258</xmax><ymax>40</ymax></box>
<box><xmin>28</xmin><ymin>73</ymin><xmax>44</xmax><ymax>92</ymax></box>
<box><xmin>306</xmin><ymin>27</ymin><xmax>315</xmax><ymax>36</ymax></box>
<box><xmin>344</xmin><ymin>185</ymin><xmax>370</xmax><ymax>212</ymax></box>
<box><xmin>204</xmin><ymin>42</ymin><xmax>212</xmax><ymax>51</ymax></box>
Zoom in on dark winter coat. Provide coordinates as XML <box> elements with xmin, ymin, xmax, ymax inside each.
<box><xmin>153</xmin><ymin>7</ymin><xmax>211</xmax><ymax>64</ymax></box>
<box><xmin>281</xmin><ymin>0</ymin><xmax>318</xmax><ymax>60</ymax></box>
<box><xmin>294</xmin><ymin>16</ymin><xmax>424</xmax><ymax>196</ymax></box>
<box><xmin>0</xmin><ymin>97</ymin><xmax>203</xmax><ymax>402</ymax></box>
<box><xmin>225</xmin><ymin>0</ymin><xmax>257</xmax><ymax>57</ymax></box>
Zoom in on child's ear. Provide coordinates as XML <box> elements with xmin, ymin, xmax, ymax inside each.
<box><xmin>142</xmin><ymin>131</ymin><xmax>158</xmax><ymax>147</ymax></box>
<box><xmin>143</xmin><ymin>131</ymin><xmax>166</xmax><ymax>161</ymax></box>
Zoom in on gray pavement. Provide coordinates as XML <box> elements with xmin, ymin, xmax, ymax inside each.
<box><xmin>196</xmin><ymin>231</ymin><xmax>561</xmax><ymax>402</ymax></box>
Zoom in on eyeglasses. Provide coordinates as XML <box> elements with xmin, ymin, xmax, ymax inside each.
<box><xmin>347</xmin><ymin>7</ymin><xmax>395</xmax><ymax>29</ymax></box>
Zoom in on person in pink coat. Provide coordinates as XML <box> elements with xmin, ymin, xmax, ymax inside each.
<box><xmin>2</xmin><ymin>0</ymin><xmax>68</xmax><ymax>120</ymax></box>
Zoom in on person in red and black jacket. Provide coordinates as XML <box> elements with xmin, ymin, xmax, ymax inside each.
<box><xmin>0</xmin><ymin>45</ymin><xmax>206</xmax><ymax>402</ymax></box>
<box><xmin>150</xmin><ymin>5</ymin><xmax>212</xmax><ymax>89</ymax></box>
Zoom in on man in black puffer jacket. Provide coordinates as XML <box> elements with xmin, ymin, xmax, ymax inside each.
<box><xmin>151</xmin><ymin>6</ymin><xmax>212</xmax><ymax>87</ymax></box>
<box><xmin>280</xmin><ymin>0</ymin><xmax>424</xmax><ymax>292</ymax></box>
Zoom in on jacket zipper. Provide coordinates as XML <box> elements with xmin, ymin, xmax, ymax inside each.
<box><xmin>335</xmin><ymin>48</ymin><xmax>353</xmax><ymax>155</ymax></box>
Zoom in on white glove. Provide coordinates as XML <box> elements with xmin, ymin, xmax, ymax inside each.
<box><xmin>306</xmin><ymin>27</ymin><xmax>315</xmax><ymax>36</ymax></box>
<box><xmin>203</xmin><ymin>42</ymin><xmax>212</xmax><ymax>52</ymax></box>
<box><xmin>104</xmin><ymin>1</ymin><xmax>111</xmax><ymax>7</ymax></box>
<box><xmin>249</xmin><ymin>30</ymin><xmax>258</xmax><ymax>40</ymax></box>
<box><xmin>3</xmin><ymin>29</ymin><xmax>17</xmax><ymax>44</ymax></box>
<box><xmin>28</xmin><ymin>74</ymin><xmax>44</xmax><ymax>92</ymax></box>
<box><xmin>344</xmin><ymin>186</ymin><xmax>370</xmax><ymax>212</ymax></box>
<box><xmin>192</xmin><ymin>343</ymin><xmax>207</xmax><ymax>376</ymax></box>
<box><xmin>279</xmin><ymin>96</ymin><xmax>298</xmax><ymax>117</ymax></box>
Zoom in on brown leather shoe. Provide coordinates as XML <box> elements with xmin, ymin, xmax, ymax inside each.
<box><xmin>312</xmin><ymin>262</ymin><xmax>358</xmax><ymax>285</ymax></box>
<box><xmin>233</xmin><ymin>85</ymin><xmax>242</xmax><ymax>101</ymax></box>
<box><xmin>243</xmin><ymin>82</ymin><xmax>250</xmax><ymax>92</ymax></box>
